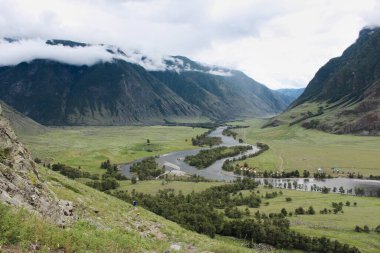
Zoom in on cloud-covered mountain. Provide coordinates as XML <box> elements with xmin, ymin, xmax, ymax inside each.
<box><xmin>0</xmin><ymin>39</ymin><xmax>291</xmax><ymax>125</ymax></box>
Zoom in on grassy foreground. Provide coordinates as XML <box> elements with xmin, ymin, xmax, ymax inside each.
<box><xmin>0</xmin><ymin>167</ymin><xmax>257</xmax><ymax>253</ymax></box>
<box><xmin>19</xmin><ymin>125</ymin><xmax>204</xmax><ymax>174</ymax></box>
<box><xmin>231</xmin><ymin>118</ymin><xmax>380</xmax><ymax>175</ymax></box>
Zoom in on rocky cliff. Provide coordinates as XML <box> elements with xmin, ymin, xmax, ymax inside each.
<box><xmin>0</xmin><ymin>104</ymin><xmax>74</xmax><ymax>225</ymax></box>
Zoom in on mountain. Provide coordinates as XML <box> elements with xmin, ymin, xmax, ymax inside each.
<box><xmin>0</xmin><ymin>100</ymin><xmax>47</xmax><ymax>135</ymax></box>
<box><xmin>151</xmin><ymin>56</ymin><xmax>290</xmax><ymax>120</ymax></box>
<box><xmin>0</xmin><ymin>39</ymin><xmax>290</xmax><ymax>126</ymax></box>
<box><xmin>269</xmin><ymin>27</ymin><xmax>380</xmax><ymax>135</ymax></box>
<box><xmin>275</xmin><ymin>88</ymin><xmax>305</xmax><ymax>103</ymax></box>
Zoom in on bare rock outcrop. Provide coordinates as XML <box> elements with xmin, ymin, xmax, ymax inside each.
<box><xmin>0</xmin><ymin>104</ymin><xmax>74</xmax><ymax>224</ymax></box>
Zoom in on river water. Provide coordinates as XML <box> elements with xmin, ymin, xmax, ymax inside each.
<box><xmin>120</xmin><ymin>126</ymin><xmax>380</xmax><ymax>196</ymax></box>
<box><xmin>120</xmin><ymin>126</ymin><xmax>258</xmax><ymax>181</ymax></box>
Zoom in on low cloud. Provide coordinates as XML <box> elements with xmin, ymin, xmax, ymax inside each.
<box><xmin>1</xmin><ymin>0</ymin><xmax>380</xmax><ymax>88</ymax></box>
<box><xmin>0</xmin><ymin>39</ymin><xmax>115</xmax><ymax>66</ymax></box>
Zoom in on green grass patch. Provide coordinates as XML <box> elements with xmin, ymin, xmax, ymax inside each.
<box><xmin>19</xmin><ymin>125</ymin><xmax>205</xmax><ymax>174</ymax></box>
<box><xmin>231</xmin><ymin>118</ymin><xmax>380</xmax><ymax>175</ymax></box>
<box><xmin>243</xmin><ymin>187</ymin><xmax>380</xmax><ymax>253</ymax></box>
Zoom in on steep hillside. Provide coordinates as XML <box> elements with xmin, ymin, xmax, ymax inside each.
<box><xmin>152</xmin><ymin>56</ymin><xmax>289</xmax><ymax>120</ymax></box>
<box><xmin>271</xmin><ymin>27</ymin><xmax>380</xmax><ymax>135</ymax></box>
<box><xmin>0</xmin><ymin>39</ymin><xmax>290</xmax><ymax>126</ymax></box>
<box><xmin>0</xmin><ymin>104</ymin><xmax>73</xmax><ymax>226</ymax></box>
<box><xmin>0</xmin><ymin>59</ymin><xmax>200</xmax><ymax>125</ymax></box>
<box><xmin>0</xmin><ymin>101</ymin><xmax>47</xmax><ymax>135</ymax></box>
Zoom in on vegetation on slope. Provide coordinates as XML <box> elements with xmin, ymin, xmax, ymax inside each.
<box><xmin>0</xmin><ymin>167</ymin><xmax>258</xmax><ymax>253</ymax></box>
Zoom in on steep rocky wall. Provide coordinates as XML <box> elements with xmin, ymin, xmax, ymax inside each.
<box><xmin>0</xmin><ymin>104</ymin><xmax>74</xmax><ymax>225</ymax></box>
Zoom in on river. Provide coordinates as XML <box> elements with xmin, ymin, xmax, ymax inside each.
<box><xmin>120</xmin><ymin>126</ymin><xmax>380</xmax><ymax>196</ymax></box>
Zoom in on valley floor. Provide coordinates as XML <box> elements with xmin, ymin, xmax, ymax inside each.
<box><xmin>230</xmin><ymin>118</ymin><xmax>380</xmax><ymax>176</ymax></box>
<box><xmin>14</xmin><ymin>120</ymin><xmax>380</xmax><ymax>252</ymax></box>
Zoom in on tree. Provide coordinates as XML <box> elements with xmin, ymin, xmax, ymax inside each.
<box><xmin>308</xmin><ymin>206</ymin><xmax>315</xmax><ymax>215</ymax></box>
<box><xmin>281</xmin><ymin>208</ymin><xmax>287</xmax><ymax>216</ymax></box>
<box><xmin>147</xmin><ymin>139</ymin><xmax>150</xmax><ymax>144</ymax></box>
<box><xmin>303</xmin><ymin>170</ymin><xmax>310</xmax><ymax>178</ymax></box>
<box><xmin>363</xmin><ymin>225</ymin><xmax>370</xmax><ymax>233</ymax></box>
<box><xmin>131</xmin><ymin>176</ymin><xmax>137</xmax><ymax>184</ymax></box>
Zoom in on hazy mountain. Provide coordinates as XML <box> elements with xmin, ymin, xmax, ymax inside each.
<box><xmin>0</xmin><ymin>39</ymin><xmax>291</xmax><ymax>125</ymax></box>
<box><xmin>272</xmin><ymin>27</ymin><xmax>380</xmax><ymax>135</ymax></box>
<box><xmin>276</xmin><ymin>88</ymin><xmax>305</xmax><ymax>103</ymax></box>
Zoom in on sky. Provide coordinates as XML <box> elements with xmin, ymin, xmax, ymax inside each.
<box><xmin>0</xmin><ymin>0</ymin><xmax>379</xmax><ymax>89</ymax></box>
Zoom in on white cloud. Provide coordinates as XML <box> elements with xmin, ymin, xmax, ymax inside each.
<box><xmin>0</xmin><ymin>0</ymin><xmax>379</xmax><ymax>88</ymax></box>
<box><xmin>0</xmin><ymin>39</ymin><xmax>115</xmax><ymax>66</ymax></box>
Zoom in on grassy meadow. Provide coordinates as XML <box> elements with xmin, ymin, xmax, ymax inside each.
<box><xmin>241</xmin><ymin>186</ymin><xmax>380</xmax><ymax>253</ymax></box>
<box><xmin>19</xmin><ymin>125</ymin><xmax>205</xmax><ymax>174</ymax></box>
<box><xmin>231</xmin><ymin>118</ymin><xmax>380</xmax><ymax>175</ymax></box>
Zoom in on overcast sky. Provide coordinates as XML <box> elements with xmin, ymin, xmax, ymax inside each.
<box><xmin>0</xmin><ymin>0</ymin><xmax>379</xmax><ymax>89</ymax></box>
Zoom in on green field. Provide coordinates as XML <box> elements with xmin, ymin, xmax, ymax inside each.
<box><xmin>242</xmin><ymin>186</ymin><xmax>380</xmax><ymax>253</ymax></box>
<box><xmin>19</xmin><ymin>125</ymin><xmax>204</xmax><ymax>174</ymax></box>
<box><xmin>232</xmin><ymin>118</ymin><xmax>380</xmax><ymax>175</ymax></box>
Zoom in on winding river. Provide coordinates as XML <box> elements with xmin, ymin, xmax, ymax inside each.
<box><xmin>120</xmin><ymin>126</ymin><xmax>258</xmax><ymax>181</ymax></box>
<box><xmin>120</xmin><ymin>126</ymin><xmax>380</xmax><ymax>196</ymax></box>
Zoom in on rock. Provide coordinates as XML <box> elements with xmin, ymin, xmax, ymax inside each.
<box><xmin>0</xmin><ymin>105</ymin><xmax>75</xmax><ymax>225</ymax></box>
<box><xmin>170</xmin><ymin>244</ymin><xmax>181</xmax><ymax>251</ymax></box>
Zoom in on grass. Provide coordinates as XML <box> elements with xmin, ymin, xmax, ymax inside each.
<box><xmin>19</xmin><ymin>125</ymin><xmax>205</xmax><ymax>174</ymax></box>
<box><xmin>232</xmin><ymin>118</ymin><xmax>380</xmax><ymax>175</ymax></box>
<box><xmin>117</xmin><ymin>180</ymin><xmax>226</xmax><ymax>195</ymax></box>
<box><xmin>1</xmin><ymin>167</ymin><xmax>261</xmax><ymax>252</ymax></box>
<box><xmin>242</xmin><ymin>186</ymin><xmax>380</xmax><ymax>253</ymax></box>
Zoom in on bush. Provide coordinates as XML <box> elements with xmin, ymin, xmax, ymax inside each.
<box><xmin>295</xmin><ymin>207</ymin><xmax>305</xmax><ymax>215</ymax></box>
<box><xmin>307</xmin><ymin>206</ymin><xmax>315</xmax><ymax>215</ymax></box>
<box><xmin>86</xmin><ymin>177</ymin><xmax>120</xmax><ymax>191</ymax></box>
<box><xmin>285</xmin><ymin>197</ymin><xmax>292</xmax><ymax>202</ymax></box>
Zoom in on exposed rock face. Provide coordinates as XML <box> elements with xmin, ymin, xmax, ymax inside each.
<box><xmin>0</xmin><ymin>104</ymin><xmax>74</xmax><ymax>224</ymax></box>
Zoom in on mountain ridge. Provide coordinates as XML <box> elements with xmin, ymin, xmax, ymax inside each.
<box><xmin>0</xmin><ymin>39</ymin><xmax>292</xmax><ymax>125</ymax></box>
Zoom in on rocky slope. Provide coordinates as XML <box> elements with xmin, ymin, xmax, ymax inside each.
<box><xmin>0</xmin><ymin>104</ymin><xmax>73</xmax><ymax>225</ymax></box>
<box><xmin>0</xmin><ymin>39</ymin><xmax>291</xmax><ymax>125</ymax></box>
<box><xmin>275</xmin><ymin>27</ymin><xmax>380</xmax><ymax>135</ymax></box>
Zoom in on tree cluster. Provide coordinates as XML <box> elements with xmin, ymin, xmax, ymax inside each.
<box><xmin>185</xmin><ymin>145</ymin><xmax>252</xmax><ymax>169</ymax></box>
<box><xmin>112</xmin><ymin>178</ymin><xmax>259</xmax><ymax>237</ymax></box>
<box><xmin>129</xmin><ymin>157</ymin><xmax>164</xmax><ymax>180</ymax></box>
<box><xmin>100</xmin><ymin>159</ymin><xmax>127</xmax><ymax>180</ymax></box>
<box><xmin>191</xmin><ymin>129</ymin><xmax>222</xmax><ymax>147</ymax></box>
<box><xmin>51</xmin><ymin>163</ymin><xmax>99</xmax><ymax>180</ymax></box>
<box><xmin>222</xmin><ymin>219</ymin><xmax>359</xmax><ymax>253</ymax></box>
